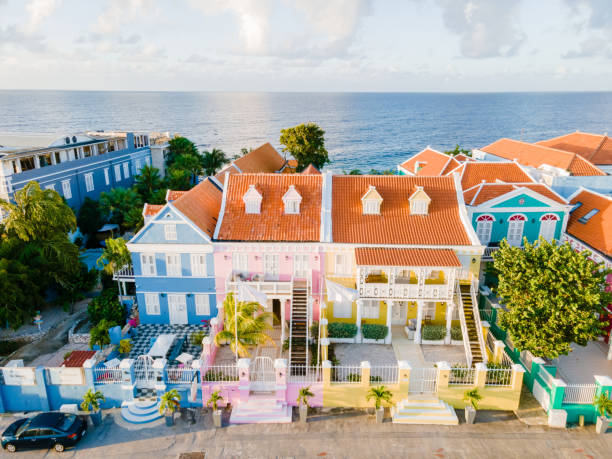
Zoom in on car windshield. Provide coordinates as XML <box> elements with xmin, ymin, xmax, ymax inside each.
<box><xmin>56</xmin><ymin>414</ymin><xmax>77</xmax><ymax>431</ymax></box>
<box><xmin>15</xmin><ymin>420</ymin><xmax>30</xmax><ymax>437</ymax></box>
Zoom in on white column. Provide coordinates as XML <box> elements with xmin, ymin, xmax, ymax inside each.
<box><xmin>281</xmin><ymin>299</ymin><xmax>286</xmax><ymax>343</ymax></box>
<box><xmin>385</xmin><ymin>301</ymin><xmax>393</xmax><ymax>344</ymax></box>
<box><xmin>356</xmin><ymin>299</ymin><xmax>363</xmax><ymax>342</ymax></box>
<box><xmin>608</xmin><ymin>339</ymin><xmax>612</xmax><ymax>361</ymax></box>
<box><xmin>445</xmin><ymin>302</ymin><xmax>454</xmax><ymax>344</ymax></box>
<box><xmin>414</xmin><ymin>301</ymin><xmax>423</xmax><ymax>343</ymax></box>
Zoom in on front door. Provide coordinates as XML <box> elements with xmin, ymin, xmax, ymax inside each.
<box><xmin>168</xmin><ymin>294</ymin><xmax>188</xmax><ymax>324</ymax></box>
<box><xmin>272</xmin><ymin>299</ymin><xmax>281</xmax><ymax>326</ymax></box>
<box><xmin>392</xmin><ymin>301</ymin><xmax>407</xmax><ymax>325</ymax></box>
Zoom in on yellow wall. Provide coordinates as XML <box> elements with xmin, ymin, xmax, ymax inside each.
<box><xmin>438</xmin><ymin>385</ymin><xmax>522</xmax><ymax>411</ymax></box>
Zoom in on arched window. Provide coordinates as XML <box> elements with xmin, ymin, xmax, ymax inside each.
<box><xmin>507</xmin><ymin>214</ymin><xmax>526</xmax><ymax>246</ymax></box>
<box><xmin>539</xmin><ymin>214</ymin><xmax>559</xmax><ymax>242</ymax></box>
<box><xmin>475</xmin><ymin>215</ymin><xmax>494</xmax><ymax>245</ymax></box>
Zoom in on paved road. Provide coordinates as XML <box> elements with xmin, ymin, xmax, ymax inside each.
<box><xmin>0</xmin><ymin>408</ymin><xmax>610</xmax><ymax>458</ymax></box>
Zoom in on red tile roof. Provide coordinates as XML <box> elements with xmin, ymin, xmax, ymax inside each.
<box><xmin>481</xmin><ymin>138</ymin><xmax>606</xmax><ymax>176</ymax></box>
<box><xmin>142</xmin><ymin>203</ymin><xmax>163</xmax><ymax>217</ymax></box>
<box><xmin>465</xmin><ymin>183</ymin><xmax>567</xmax><ymax>206</ymax></box>
<box><xmin>567</xmin><ymin>189</ymin><xmax>612</xmax><ymax>257</ymax></box>
<box><xmin>399</xmin><ymin>148</ymin><xmax>459</xmax><ymax>176</ymax></box>
<box><xmin>301</xmin><ymin>164</ymin><xmax>321</xmax><ymax>175</ymax></box>
<box><xmin>233</xmin><ymin>142</ymin><xmax>286</xmax><ymax>173</ymax></box>
<box><xmin>166</xmin><ymin>190</ymin><xmax>187</xmax><ymax>201</ymax></box>
<box><xmin>450</xmin><ymin>161</ymin><xmax>535</xmax><ymax>190</ymax></box>
<box><xmin>172</xmin><ymin>178</ymin><xmax>223</xmax><ymax>238</ymax></box>
<box><xmin>332</xmin><ymin>175</ymin><xmax>472</xmax><ymax>245</ymax></box>
<box><xmin>537</xmin><ymin>132</ymin><xmax>612</xmax><ymax>166</ymax></box>
<box><xmin>454</xmin><ymin>153</ymin><xmax>473</xmax><ymax>162</ymax></box>
<box><xmin>355</xmin><ymin>248</ymin><xmax>461</xmax><ymax>267</ymax></box>
<box><xmin>61</xmin><ymin>350</ymin><xmax>96</xmax><ymax>368</ymax></box>
<box><xmin>217</xmin><ymin>173</ymin><xmax>322</xmax><ymax>241</ymax></box>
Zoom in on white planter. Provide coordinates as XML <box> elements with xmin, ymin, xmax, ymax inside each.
<box><xmin>362</xmin><ymin>338</ymin><xmax>386</xmax><ymax>344</ymax></box>
<box><xmin>451</xmin><ymin>339</ymin><xmax>464</xmax><ymax>346</ymax></box>
<box><xmin>299</xmin><ymin>404</ymin><xmax>308</xmax><ymax>423</ymax></box>
<box><xmin>213</xmin><ymin>409</ymin><xmax>222</xmax><ymax>428</ymax></box>
<box><xmin>465</xmin><ymin>406</ymin><xmax>477</xmax><ymax>424</ymax></box>
<box><xmin>420</xmin><ymin>339</ymin><xmax>445</xmax><ymax>345</ymax></box>
<box><xmin>595</xmin><ymin>416</ymin><xmax>609</xmax><ymax>434</ymax></box>
<box><xmin>375</xmin><ymin>407</ymin><xmax>384</xmax><ymax>423</ymax></box>
<box><xmin>328</xmin><ymin>337</ymin><xmax>357</xmax><ymax>344</ymax></box>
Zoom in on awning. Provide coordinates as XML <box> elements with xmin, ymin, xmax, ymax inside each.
<box><xmin>355</xmin><ymin>248</ymin><xmax>461</xmax><ymax>267</ymax></box>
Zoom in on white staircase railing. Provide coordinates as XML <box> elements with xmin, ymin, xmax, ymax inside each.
<box><xmin>470</xmin><ymin>279</ymin><xmax>488</xmax><ymax>364</ymax></box>
<box><xmin>456</xmin><ymin>281</ymin><xmax>473</xmax><ymax>368</ymax></box>
<box><xmin>288</xmin><ymin>278</ymin><xmax>294</xmax><ymax>367</ymax></box>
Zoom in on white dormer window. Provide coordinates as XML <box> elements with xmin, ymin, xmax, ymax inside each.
<box><xmin>282</xmin><ymin>184</ymin><xmax>302</xmax><ymax>214</ymax></box>
<box><xmin>361</xmin><ymin>185</ymin><xmax>383</xmax><ymax>215</ymax></box>
<box><xmin>409</xmin><ymin>186</ymin><xmax>431</xmax><ymax>215</ymax></box>
<box><xmin>243</xmin><ymin>184</ymin><xmax>262</xmax><ymax>214</ymax></box>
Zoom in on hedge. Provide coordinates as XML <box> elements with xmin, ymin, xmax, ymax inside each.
<box><xmin>451</xmin><ymin>325</ymin><xmax>462</xmax><ymax>341</ymax></box>
<box><xmin>361</xmin><ymin>324</ymin><xmax>388</xmax><ymax>340</ymax></box>
<box><xmin>328</xmin><ymin>322</ymin><xmax>358</xmax><ymax>338</ymax></box>
<box><xmin>422</xmin><ymin>324</ymin><xmax>446</xmax><ymax>340</ymax></box>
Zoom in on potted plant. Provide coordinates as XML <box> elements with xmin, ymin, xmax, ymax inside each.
<box><xmin>366</xmin><ymin>385</ymin><xmax>393</xmax><ymax>423</ymax></box>
<box><xmin>118</xmin><ymin>338</ymin><xmax>132</xmax><ymax>357</ymax></box>
<box><xmin>463</xmin><ymin>388</ymin><xmax>482</xmax><ymax>424</ymax></box>
<box><xmin>297</xmin><ymin>386</ymin><xmax>315</xmax><ymax>423</ymax></box>
<box><xmin>207</xmin><ymin>390</ymin><xmax>224</xmax><ymax>428</ymax></box>
<box><xmin>80</xmin><ymin>389</ymin><xmax>106</xmax><ymax>426</ymax></box>
<box><xmin>593</xmin><ymin>392</ymin><xmax>612</xmax><ymax>434</ymax></box>
<box><xmin>159</xmin><ymin>389</ymin><xmax>181</xmax><ymax>426</ymax></box>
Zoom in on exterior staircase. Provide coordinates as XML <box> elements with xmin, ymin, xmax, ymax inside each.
<box><xmin>121</xmin><ymin>399</ymin><xmax>162</xmax><ymax>424</ymax></box>
<box><xmin>229</xmin><ymin>394</ymin><xmax>292</xmax><ymax>424</ymax></box>
<box><xmin>459</xmin><ymin>282</ymin><xmax>485</xmax><ymax>365</ymax></box>
<box><xmin>391</xmin><ymin>397</ymin><xmax>458</xmax><ymax>425</ymax></box>
<box><xmin>289</xmin><ymin>281</ymin><xmax>309</xmax><ymax>371</ymax></box>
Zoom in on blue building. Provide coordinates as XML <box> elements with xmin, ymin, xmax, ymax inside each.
<box><xmin>126</xmin><ymin>178</ymin><xmax>223</xmax><ymax>325</ymax></box>
<box><xmin>0</xmin><ymin>131</ymin><xmax>162</xmax><ymax>211</ymax></box>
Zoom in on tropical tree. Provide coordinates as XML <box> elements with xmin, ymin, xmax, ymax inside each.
<box><xmin>81</xmin><ymin>389</ymin><xmax>105</xmax><ymax>412</ymax></box>
<box><xmin>214</xmin><ymin>292</ymin><xmax>275</xmax><ymax>358</ymax></box>
<box><xmin>493</xmin><ymin>238</ymin><xmax>611</xmax><ymax>359</ymax></box>
<box><xmin>166</xmin><ymin>166</ymin><xmax>192</xmax><ymax>191</ymax></box>
<box><xmin>444</xmin><ymin>144</ymin><xmax>471</xmax><ymax>157</ymax></box>
<box><xmin>97</xmin><ymin>237</ymin><xmax>131</xmax><ymax>275</ymax></box>
<box><xmin>297</xmin><ymin>386</ymin><xmax>315</xmax><ymax>407</ymax></box>
<box><xmin>207</xmin><ymin>390</ymin><xmax>224</xmax><ymax>411</ymax></box>
<box><xmin>89</xmin><ymin>319</ymin><xmax>117</xmax><ymax>348</ymax></box>
<box><xmin>99</xmin><ymin>187</ymin><xmax>143</xmax><ymax>231</ymax></box>
<box><xmin>366</xmin><ymin>386</ymin><xmax>393</xmax><ymax>410</ymax></box>
<box><xmin>171</xmin><ymin>152</ymin><xmax>203</xmax><ymax>186</ymax></box>
<box><xmin>202</xmin><ymin>148</ymin><xmax>230</xmax><ymax>176</ymax></box>
<box><xmin>165</xmin><ymin>136</ymin><xmax>200</xmax><ymax>167</ymax></box>
<box><xmin>57</xmin><ymin>261</ymin><xmax>98</xmax><ymax>314</ymax></box>
<box><xmin>593</xmin><ymin>392</ymin><xmax>612</xmax><ymax>418</ymax></box>
<box><xmin>280</xmin><ymin>122</ymin><xmax>330</xmax><ymax>171</ymax></box>
<box><xmin>134</xmin><ymin>164</ymin><xmax>163</xmax><ymax>202</ymax></box>
<box><xmin>159</xmin><ymin>389</ymin><xmax>181</xmax><ymax>416</ymax></box>
<box><xmin>463</xmin><ymin>388</ymin><xmax>482</xmax><ymax>410</ymax></box>
<box><xmin>77</xmin><ymin>197</ymin><xmax>104</xmax><ymax>245</ymax></box>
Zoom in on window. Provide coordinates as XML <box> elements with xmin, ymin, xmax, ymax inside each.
<box><xmin>39</xmin><ymin>153</ymin><xmax>52</xmax><ymax>167</ymax></box>
<box><xmin>104</xmin><ymin>168</ymin><xmax>110</xmax><ymax>185</ymax></box>
<box><xmin>263</xmin><ymin>254</ymin><xmax>279</xmax><ymax>281</ymax></box>
<box><xmin>245</xmin><ymin>200</ymin><xmax>260</xmax><ymax>214</ymax></box>
<box><xmin>232</xmin><ymin>253</ymin><xmax>248</xmax><ymax>274</ymax></box>
<box><xmin>476</xmin><ymin>215</ymin><xmax>494</xmax><ymax>245</ymax></box>
<box><xmin>140</xmin><ymin>253</ymin><xmax>156</xmax><ymax>276</ymax></box>
<box><xmin>144</xmin><ymin>293</ymin><xmax>160</xmax><ymax>315</ymax></box>
<box><xmin>191</xmin><ymin>254</ymin><xmax>207</xmax><ymax>276</ymax></box>
<box><xmin>97</xmin><ymin>143</ymin><xmax>107</xmax><ymax>156</ymax></box>
<box><xmin>164</xmin><ymin>224</ymin><xmax>177</xmax><ymax>241</ymax></box>
<box><xmin>333</xmin><ymin>301</ymin><xmax>352</xmax><ymax>319</ymax></box>
<box><xmin>579</xmin><ymin>209</ymin><xmax>599</xmax><ymax>223</ymax></box>
<box><xmin>53</xmin><ymin>151</ymin><xmax>61</xmax><ymax>164</ymax></box>
<box><xmin>61</xmin><ymin>180</ymin><xmax>72</xmax><ymax>199</ymax></box>
<box><xmin>114</xmin><ymin>164</ymin><xmax>121</xmax><ymax>181</ymax></box>
<box><xmin>294</xmin><ymin>254</ymin><xmax>309</xmax><ymax>279</ymax></box>
<box><xmin>243</xmin><ymin>184</ymin><xmax>262</xmax><ymax>214</ymax></box>
<box><xmin>423</xmin><ymin>302</ymin><xmax>436</xmax><ymax>319</ymax></box>
<box><xmin>410</xmin><ymin>200</ymin><xmax>428</xmax><ymax>215</ymax></box>
<box><xmin>166</xmin><ymin>253</ymin><xmax>181</xmax><ymax>277</ymax></box>
<box><xmin>570</xmin><ymin>202</ymin><xmax>582</xmax><ymax>213</ymax></box>
<box><xmin>123</xmin><ymin>162</ymin><xmax>130</xmax><ymax>178</ymax></box>
<box><xmin>84</xmin><ymin>172</ymin><xmax>94</xmax><ymax>192</ymax></box>
<box><xmin>285</xmin><ymin>199</ymin><xmax>300</xmax><ymax>214</ymax></box>
<box><xmin>19</xmin><ymin>156</ymin><xmax>35</xmax><ymax>171</ymax></box>
<box><xmin>195</xmin><ymin>294</ymin><xmax>210</xmax><ymax>316</ymax></box>
<box><xmin>45</xmin><ymin>184</ymin><xmax>55</xmax><ymax>191</ymax></box>
<box><xmin>507</xmin><ymin>215</ymin><xmax>526</xmax><ymax>246</ymax></box>
<box><xmin>334</xmin><ymin>253</ymin><xmax>351</xmax><ymax>276</ymax></box>
<box><xmin>539</xmin><ymin>214</ymin><xmax>559</xmax><ymax>241</ymax></box>
<box><xmin>363</xmin><ymin>200</ymin><xmax>380</xmax><ymax>214</ymax></box>
<box><xmin>135</xmin><ymin>159</ymin><xmax>142</xmax><ymax>171</ymax></box>
<box><xmin>362</xmin><ymin>300</ymin><xmax>379</xmax><ymax>319</ymax></box>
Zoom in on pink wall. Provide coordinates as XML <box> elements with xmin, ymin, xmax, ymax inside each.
<box><xmin>202</xmin><ymin>382</ymin><xmax>241</xmax><ymax>407</ymax></box>
<box><xmin>286</xmin><ymin>382</ymin><xmax>324</xmax><ymax>407</ymax></box>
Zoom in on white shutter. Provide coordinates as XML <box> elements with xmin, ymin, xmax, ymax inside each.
<box><xmin>195</xmin><ymin>294</ymin><xmax>210</xmax><ymax>315</ymax></box>
<box><xmin>145</xmin><ymin>293</ymin><xmax>160</xmax><ymax>315</ymax></box>
<box><xmin>507</xmin><ymin>219</ymin><xmax>524</xmax><ymax>246</ymax></box>
<box><xmin>114</xmin><ymin>164</ymin><xmax>121</xmax><ymax>181</ymax></box>
<box><xmin>166</xmin><ymin>253</ymin><xmax>181</xmax><ymax>277</ymax></box>
<box><xmin>232</xmin><ymin>253</ymin><xmax>248</xmax><ymax>273</ymax></box>
<box><xmin>141</xmin><ymin>253</ymin><xmax>156</xmax><ymax>276</ymax></box>
<box><xmin>61</xmin><ymin>180</ymin><xmax>72</xmax><ymax>199</ymax></box>
<box><xmin>191</xmin><ymin>254</ymin><xmax>207</xmax><ymax>276</ymax></box>
<box><xmin>164</xmin><ymin>224</ymin><xmax>177</xmax><ymax>241</ymax></box>
<box><xmin>362</xmin><ymin>300</ymin><xmax>380</xmax><ymax>319</ymax></box>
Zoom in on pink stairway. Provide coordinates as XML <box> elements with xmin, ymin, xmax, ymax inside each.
<box><xmin>229</xmin><ymin>394</ymin><xmax>292</xmax><ymax>424</ymax></box>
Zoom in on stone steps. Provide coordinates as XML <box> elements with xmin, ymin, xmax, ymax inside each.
<box><xmin>121</xmin><ymin>399</ymin><xmax>162</xmax><ymax>424</ymax></box>
<box><xmin>392</xmin><ymin>398</ymin><xmax>458</xmax><ymax>425</ymax></box>
<box><xmin>229</xmin><ymin>395</ymin><xmax>292</xmax><ymax>424</ymax></box>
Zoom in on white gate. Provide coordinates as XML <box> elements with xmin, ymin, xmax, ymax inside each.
<box><xmin>250</xmin><ymin>357</ymin><xmax>276</xmax><ymax>391</ymax></box>
<box><xmin>409</xmin><ymin>367</ymin><xmax>438</xmax><ymax>394</ymax></box>
<box><xmin>134</xmin><ymin>355</ymin><xmax>156</xmax><ymax>388</ymax></box>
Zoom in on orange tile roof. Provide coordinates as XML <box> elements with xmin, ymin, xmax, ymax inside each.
<box><xmin>233</xmin><ymin>142</ymin><xmax>286</xmax><ymax>173</ymax></box>
<box><xmin>142</xmin><ymin>203</ymin><xmax>163</xmax><ymax>217</ymax></box>
<box><xmin>399</xmin><ymin>148</ymin><xmax>459</xmax><ymax>176</ymax></box>
<box><xmin>481</xmin><ymin>138</ymin><xmax>606</xmax><ymax>176</ymax></box>
<box><xmin>166</xmin><ymin>190</ymin><xmax>187</xmax><ymax>201</ymax></box>
<box><xmin>172</xmin><ymin>178</ymin><xmax>223</xmax><ymax>238</ymax></box>
<box><xmin>465</xmin><ymin>183</ymin><xmax>567</xmax><ymax>206</ymax></box>
<box><xmin>217</xmin><ymin>173</ymin><xmax>322</xmax><ymax>241</ymax></box>
<box><xmin>567</xmin><ymin>189</ymin><xmax>612</xmax><ymax>257</ymax></box>
<box><xmin>332</xmin><ymin>175</ymin><xmax>472</xmax><ymax>245</ymax></box>
<box><xmin>301</xmin><ymin>164</ymin><xmax>321</xmax><ymax>175</ymax></box>
<box><xmin>452</xmin><ymin>161</ymin><xmax>535</xmax><ymax>190</ymax></box>
<box><xmin>355</xmin><ymin>247</ymin><xmax>461</xmax><ymax>267</ymax></box>
<box><xmin>454</xmin><ymin>153</ymin><xmax>473</xmax><ymax>162</ymax></box>
<box><xmin>537</xmin><ymin>132</ymin><xmax>612</xmax><ymax>166</ymax></box>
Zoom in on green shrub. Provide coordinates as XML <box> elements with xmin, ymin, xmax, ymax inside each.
<box><xmin>283</xmin><ymin>338</ymin><xmax>290</xmax><ymax>351</ymax></box>
<box><xmin>203</xmin><ymin>370</ymin><xmax>238</xmax><ymax>382</ymax></box>
<box><xmin>119</xmin><ymin>339</ymin><xmax>132</xmax><ymax>354</ymax></box>
<box><xmin>190</xmin><ymin>330</ymin><xmax>207</xmax><ymax>346</ymax></box>
<box><xmin>89</xmin><ymin>319</ymin><xmax>117</xmax><ymax>349</ymax></box>
<box><xmin>370</xmin><ymin>375</ymin><xmax>382</xmax><ymax>382</ymax></box>
<box><xmin>422</xmin><ymin>325</ymin><xmax>446</xmax><ymax>341</ymax></box>
<box><xmin>361</xmin><ymin>324</ymin><xmax>388</xmax><ymax>340</ymax></box>
<box><xmin>310</xmin><ymin>321</ymin><xmax>319</xmax><ymax>342</ymax></box>
<box><xmin>451</xmin><ymin>325</ymin><xmax>462</xmax><ymax>341</ymax></box>
<box><xmin>328</xmin><ymin>322</ymin><xmax>358</xmax><ymax>339</ymax></box>
<box><xmin>347</xmin><ymin>373</ymin><xmax>361</xmax><ymax>382</ymax></box>
<box><xmin>87</xmin><ymin>289</ymin><xmax>126</xmax><ymax>326</ymax></box>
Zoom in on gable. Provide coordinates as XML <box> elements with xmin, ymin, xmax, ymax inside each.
<box><xmin>130</xmin><ymin>205</ymin><xmax>211</xmax><ymax>245</ymax></box>
<box><xmin>490</xmin><ymin>193</ymin><xmax>555</xmax><ymax>209</ymax></box>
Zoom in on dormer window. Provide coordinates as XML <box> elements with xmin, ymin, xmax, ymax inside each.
<box><xmin>282</xmin><ymin>184</ymin><xmax>302</xmax><ymax>214</ymax></box>
<box><xmin>361</xmin><ymin>185</ymin><xmax>383</xmax><ymax>215</ymax></box>
<box><xmin>409</xmin><ymin>186</ymin><xmax>431</xmax><ymax>215</ymax></box>
<box><xmin>243</xmin><ymin>184</ymin><xmax>262</xmax><ymax>214</ymax></box>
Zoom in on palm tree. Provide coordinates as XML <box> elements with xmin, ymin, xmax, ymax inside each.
<box><xmin>202</xmin><ymin>148</ymin><xmax>230</xmax><ymax>176</ymax></box>
<box><xmin>207</xmin><ymin>390</ymin><xmax>224</xmax><ymax>411</ymax></box>
<box><xmin>297</xmin><ymin>386</ymin><xmax>315</xmax><ymax>407</ymax></box>
<box><xmin>159</xmin><ymin>389</ymin><xmax>181</xmax><ymax>416</ymax></box>
<box><xmin>80</xmin><ymin>389</ymin><xmax>106</xmax><ymax>412</ymax></box>
<box><xmin>97</xmin><ymin>237</ymin><xmax>131</xmax><ymax>275</ymax></box>
<box><xmin>134</xmin><ymin>164</ymin><xmax>162</xmax><ymax>201</ymax></box>
<box><xmin>366</xmin><ymin>385</ymin><xmax>393</xmax><ymax>410</ymax></box>
<box><xmin>214</xmin><ymin>292</ymin><xmax>275</xmax><ymax>358</ymax></box>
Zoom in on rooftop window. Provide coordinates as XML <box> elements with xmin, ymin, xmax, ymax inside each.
<box><xmin>578</xmin><ymin>209</ymin><xmax>599</xmax><ymax>223</ymax></box>
<box><xmin>409</xmin><ymin>186</ymin><xmax>431</xmax><ymax>215</ymax></box>
<box><xmin>282</xmin><ymin>185</ymin><xmax>302</xmax><ymax>214</ymax></box>
<box><xmin>243</xmin><ymin>184</ymin><xmax>262</xmax><ymax>214</ymax></box>
<box><xmin>361</xmin><ymin>185</ymin><xmax>383</xmax><ymax>215</ymax></box>
<box><xmin>570</xmin><ymin>202</ymin><xmax>582</xmax><ymax>213</ymax></box>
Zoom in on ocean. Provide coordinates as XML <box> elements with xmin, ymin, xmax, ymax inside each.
<box><xmin>1</xmin><ymin>90</ymin><xmax>611</xmax><ymax>171</ymax></box>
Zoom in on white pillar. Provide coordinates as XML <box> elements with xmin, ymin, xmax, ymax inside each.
<box><xmin>608</xmin><ymin>339</ymin><xmax>612</xmax><ymax>361</ymax></box>
<box><xmin>414</xmin><ymin>301</ymin><xmax>423</xmax><ymax>343</ymax></box>
<box><xmin>385</xmin><ymin>301</ymin><xmax>393</xmax><ymax>344</ymax></box>
<box><xmin>356</xmin><ymin>299</ymin><xmax>363</xmax><ymax>342</ymax></box>
<box><xmin>281</xmin><ymin>299</ymin><xmax>286</xmax><ymax>343</ymax></box>
<box><xmin>445</xmin><ymin>302</ymin><xmax>454</xmax><ymax>344</ymax></box>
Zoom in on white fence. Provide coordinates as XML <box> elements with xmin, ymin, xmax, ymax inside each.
<box><xmin>409</xmin><ymin>367</ymin><xmax>438</xmax><ymax>393</ymax></box>
<box><xmin>486</xmin><ymin>330</ymin><xmax>495</xmax><ymax>352</ymax></box>
<box><xmin>167</xmin><ymin>367</ymin><xmax>198</xmax><ymax>384</ymax></box>
<box><xmin>369</xmin><ymin>366</ymin><xmax>399</xmax><ymax>384</ymax></box>
<box><xmin>331</xmin><ymin>366</ymin><xmax>363</xmax><ymax>383</ymax></box>
<box><xmin>563</xmin><ymin>384</ymin><xmax>597</xmax><ymax>405</ymax></box>
<box><xmin>485</xmin><ymin>368</ymin><xmax>513</xmax><ymax>387</ymax></box>
<box><xmin>93</xmin><ymin>366</ymin><xmax>123</xmax><ymax>384</ymax></box>
<box><xmin>519</xmin><ymin>350</ymin><xmax>535</xmax><ymax>372</ymax></box>
<box><xmin>501</xmin><ymin>350</ymin><xmax>514</xmax><ymax>367</ymax></box>
<box><xmin>449</xmin><ymin>367</ymin><xmax>476</xmax><ymax>386</ymax></box>
<box><xmin>287</xmin><ymin>366</ymin><xmax>322</xmax><ymax>383</ymax></box>
<box><xmin>538</xmin><ymin>367</ymin><xmax>556</xmax><ymax>388</ymax></box>
<box><xmin>201</xmin><ymin>365</ymin><xmax>239</xmax><ymax>382</ymax></box>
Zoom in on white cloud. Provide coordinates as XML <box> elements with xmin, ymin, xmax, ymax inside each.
<box><xmin>26</xmin><ymin>0</ymin><xmax>61</xmax><ymax>32</ymax></box>
<box><xmin>95</xmin><ymin>0</ymin><xmax>155</xmax><ymax>34</ymax></box>
<box><xmin>435</xmin><ymin>0</ymin><xmax>525</xmax><ymax>58</ymax></box>
<box><xmin>562</xmin><ymin>0</ymin><xmax>612</xmax><ymax>59</ymax></box>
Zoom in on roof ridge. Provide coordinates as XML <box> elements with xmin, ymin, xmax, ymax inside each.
<box><xmin>470</xmin><ymin>183</ymin><xmax>485</xmax><ymax>206</ymax></box>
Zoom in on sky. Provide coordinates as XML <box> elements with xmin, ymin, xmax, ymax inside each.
<box><xmin>1</xmin><ymin>0</ymin><xmax>612</xmax><ymax>92</ymax></box>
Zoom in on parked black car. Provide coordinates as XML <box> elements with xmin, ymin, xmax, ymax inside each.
<box><xmin>1</xmin><ymin>412</ymin><xmax>87</xmax><ymax>453</ymax></box>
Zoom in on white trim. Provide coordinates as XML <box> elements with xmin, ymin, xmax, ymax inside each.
<box><xmin>128</xmin><ymin>243</ymin><xmax>214</xmax><ymax>253</ymax></box>
<box><xmin>144</xmin><ymin>293</ymin><xmax>160</xmax><ymax>315</ymax></box>
<box><xmin>453</xmin><ymin>171</ymin><xmax>482</xmax><ymax>246</ymax></box>
<box><xmin>213</xmin><ymin>172</ymin><xmax>230</xmax><ymax>240</ymax></box>
<box><xmin>84</xmin><ymin>172</ymin><xmax>94</xmax><ymax>192</ymax></box>
<box><xmin>472</xmin><ymin>185</ymin><xmax>568</xmax><ymax>210</ymax></box>
<box><xmin>195</xmin><ymin>294</ymin><xmax>211</xmax><ymax>315</ymax></box>
<box><xmin>231</xmin><ymin>163</ymin><xmax>243</xmax><ymax>174</ymax></box>
<box><xmin>140</xmin><ymin>253</ymin><xmax>157</xmax><ymax>276</ymax></box>
<box><xmin>210</xmin><ymin>175</ymin><xmax>223</xmax><ymax>189</ymax></box>
<box><xmin>320</xmin><ymin>170</ymin><xmax>333</xmax><ymax>242</ymax></box>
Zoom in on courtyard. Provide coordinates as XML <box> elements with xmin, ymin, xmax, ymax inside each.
<box><xmin>551</xmin><ymin>341</ymin><xmax>612</xmax><ymax>384</ymax></box>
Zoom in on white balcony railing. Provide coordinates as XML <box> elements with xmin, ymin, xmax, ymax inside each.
<box><xmin>358</xmin><ymin>282</ymin><xmax>453</xmax><ymax>300</ymax></box>
<box><xmin>226</xmin><ymin>279</ymin><xmax>292</xmax><ymax>296</ymax></box>
<box><xmin>483</xmin><ymin>247</ymin><xmax>500</xmax><ymax>260</ymax></box>
<box><xmin>113</xmin><ymin>264</ymin><xmax>135</xmax><ymax>281</ymax></box>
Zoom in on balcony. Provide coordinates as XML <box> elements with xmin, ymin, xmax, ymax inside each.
<box><xmin>482</xmin><ymin>246</ymin><xmax>500</xmax><ymax>261</ymax></box>
<box><xmin>357</xmin><ymin>282</ymin><xmax>454</xmax><ymax>300</ymax></box>
<box><xmin>226</xmin><ymin>273</ymin><xmax>292</xmax><ymax>296</ymax></box>
<box><xmin>113</xmin><ymin>265</ymin><xmax>135</xmax><ymax>282</ymax></box>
